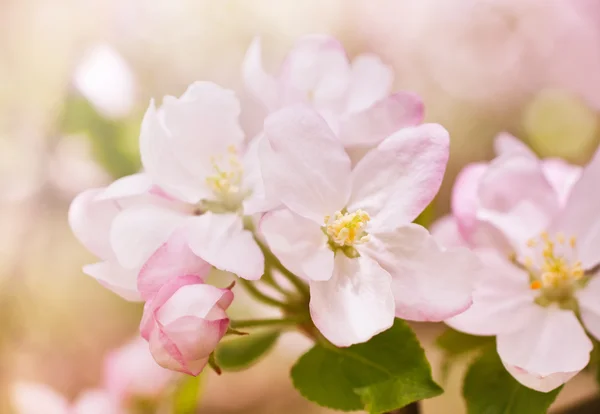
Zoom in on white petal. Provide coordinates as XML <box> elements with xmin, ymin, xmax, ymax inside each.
<box><xmin>83</xmin><ymin>261</ymin><xmax>142</xmax><ymax>301</ymax></box>
<box><xmin>261</xmin><ymin>106</ymin><xmax>351</xmax><ymax>222</ymax></box>
<box><xmin>309</xmin><ymin>254</ymin><xmax>394</xmax><ymax>347</ymax></box>
<box><xmin>260</xmin><ymin>208</ymin><xmax>333</xmax><ymax>281</ymax></box>
<box><xmin>345</xmin><ymin>53</ymin><xmax>394</xmax><ymax>114</ymax></box>
<box><xmin>69</xmin><ymin>189</ymin><xmax>120</xmax><ymax>260</ymax></box>
<box><xmin>187</xmin><ymin>213</ymin><xmax>264</xmax><ymax>280</ymax></box>
<box><xmin>361</xmin><ymin>224</ymin><xmax>476</xmax><ymax>322</ymax></box>
<box><xmin>430</xmin><ymin>216</ymin><xmax>467</xmax><ymax>249</ymax></box>
<box><xmin>446</xmin><ymin>250</ymin><xmax>539</xmax><ymax>336</ymax></box>
<box><xmin>72</xmin><ymin>390</ymin><xmax>121</xmax><ymax>414</ymax></box>
<box><xmin>541</xmin><ymin>159</ymin><xmax>582</xmax><ymax>206</ymax></box>
<box><xmin>110</xmin><ymin>204</ymin><xmax>185</xmax><ymax>270</ymax></box>
<box><xmin>242</xmin><ymin>37</ymin><xmax>279</xmax><ymax>111</ymax></box>
<box><xmin>497</xmin><ymin>307</ymin><xmax>592</xmax><ymax>392</ymax></box>
<box><xmin>241</xmin><ymin>134</ymin><xmax>280</xmax><ymax>214</ymax></box>
<box><xmin>139</xmin><ymin>100</ymin><xmax>210</xmax><ymax>203</ymax></box>
<box><xmin>348</xmin><ymin>123</ymin><xmax>449</xmax><ymax>232</ymax></box>
<box><xmin>493</xmin><ymin>132</ymin><xmax>536</xmax><ymax>157</ymax></box>
<box><xmin>12</xmin><ymin>382</ymin><xmax>70</xmax><ymax>414</ymax></box>
<box><xmin>577</xmin><ymin>276</ymin><xmax>600</xmax><ymax>341</ymax></box>
<box><xmin>95</xmin><ymin>173</ymin><xmax>153</xmax><ymax>201</ymax></box>
<box><xmin>338</xmin><ymin>92</ymin><xmax>425</xmax><ymax>147</ymax></box>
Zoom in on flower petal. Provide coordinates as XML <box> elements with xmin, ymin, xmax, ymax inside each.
<box><xmin>493</xmin><ymin>132</ymin><xmax>535</xmax><ymax>157</ymax></box>
<box><xmin>110</xmin><ymin>204</ymin><xmax>185</xmax><ymax>270</ymax></box>
<box><xmin>187</xmin><ymin>213</ymin><xmax>264</xmax><ymax>280</ymax></box>
<box><xmin>242</xmin><ymin>37</ymin><xmax>279</xmax><ymax>111</ymax></box>
<box><xmin>338</xmin><ymin>92</ymin><xmax>425</xmax><ymax>147</ymax></box>
<box><xmin>450</xmin><ymin>162</ymin><xmax>487</xmax><ymax>240</ymax></box>
<box><xmin>261</xmin><ymin>105</ymin><xmax>351</xmax><ymax>221</ymax></box>
<box><xmin>348</xmin><ymin>123</ymin><xmax>449</xmax><ymax>232</ymax></box>
<box><xmin>345</xmin><ymin>53</ymin><xmax>394</xmax><ymax>114</ymax></box>
<box><xmin>577</xmin><ymin>276</ymin><xmax>600</xmax><ymax>341</ymax></box>
<box><xmin>83</xmin><ymin>261</ymin><xmax>141</xmax><ymax>301</ymax></box>
<box><xmin>497</xmin><ymin>308</ymin><xmax>592</xmax><ymax>392</ymax></box>
<box><xmin>139</xmin><ymin>100</ymin><xmax>210</xmax><ymax>203</ymax></box>
<box><xmin>241</xmin><ymin>134</ymin><xmax>280</xmax><ymax>214</ymax></box>
<box><xmin>72</xmin><ymin>390</ymin><xmax>121</xmax><ymax>414</ymax></box>
<box><xmin>446</xmin><ymin>250</ymin><xmax>538</xmax><ymax>336</ymax></box>
<box><xmin>138</xmin><ymin>231</ymin><xmax>211</xmax><ymax>301</ymax></box>
<box><xmin>361</xmin><ymin>224</ymin><xmax>476</xmax><ymax>322</ymax></box>
<box><xmin>309</xmin><ymin>254</ymin><xmax>394</xmax><ymax>347</ymax></box>
<box><xmin>260</xmin><ymin>208</ymin><xmax>333</xmax><ymax>281</ymax></box>
<box><xmin>430</xmin><ymin>216</ymin><xmax>467</xmax><ymax>249</ymax></box>
<box><xmin>12</xmin><ymin>383</ymin><xmax>70</xmax><ymax>414</ymax></box>
<box><xmin>69</xmin><ymin>189</ymin><xmax>120</xmax><ymax>260</ymax></box>
<box><xmin>95</xmin><ymin>173</ymin><xmax>153</xmax><ymax>201</ymax></box>
<box><xmin>550</xmin><ymin>148</ymin><xmax>600</xmax><ymax>247</ymax></box>
<box><xmin>541</xmin><ymin>159</ymin><xmax>582</xmax><ymax>206</ymax></box>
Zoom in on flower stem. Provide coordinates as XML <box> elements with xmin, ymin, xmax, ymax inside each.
<box><xmin>230</xmin><ymin>316</ymin><xmax>306</xmax><ymax>329</ymax></box>
<box><xmin>237</xmin><ymin>278</ymin><xmax>295</xmax><ymax>310</ymax></box>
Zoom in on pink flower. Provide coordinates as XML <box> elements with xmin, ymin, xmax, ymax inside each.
<box><xmin>69</xmin><ymin>174</ymin><xmax>210</xmax><ymax>301</ymax></box>
<box><xmin>140</xmin><ymin>275</ymin><xmax>233</xmax><ymax>375</ymax></box>
<box><xmin>243</xmin><ymin>35</ymin><xmax>424</xmax><ymax>147</ymax></box>
<box><xmin>258</xmin><ymin>105</ymin><xmax>477</xmax><ymax>347</ymax></box>
<box><xmin>12</xmin><ymin>383</ymin><xmax>121</xmax><ymax>414</ymax></box>
<box><xmin>109</xmin><ymin>81</ymin><xmax>265</xmax><ymax>282</ymax></box>
<box><xmin>440</xmin><ymin>134</ymin><xmax>600</xmax><ymax>392</ymax></box>
<box><xmin>104</xmin><ymin>337</ymin><xmax>178</xmax><ymax>405</ymax></box>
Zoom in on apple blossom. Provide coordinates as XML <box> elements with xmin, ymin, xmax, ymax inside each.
<box><xmin>258</xmin><ymin>105</ymin><xmax>477</xmax><ymax>347</ymax></box>
<box><xmin>243</xmin><ymin>35</ymin><xmax>424</xmax><ymax>147</ymax></box>
<box><xmin>140</xmin><ymin>275</ymin><xmax>233</xmax><ymax>375</ymax></box>
<box><xmin>440</xmin><ymin>133</ymin><xmax>600</xmax><ymax>392</ymax></box>
<box><xmin>104</xmin><ymin>337</ymin><xmax>178</xmax><ymax>405</ymax></box>
<box><xmin>108</xmin><ymin>81</ymin><xmax>265</xmax><ymax>281</ymax></box>
<box><xmin>69</xmin><ymin>173</ymin><xmax>210</xmax><ymax>301</ymax></box>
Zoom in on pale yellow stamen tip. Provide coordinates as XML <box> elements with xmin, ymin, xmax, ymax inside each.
<box><xmin>325</xmin><ymin>209</ymin><xmax>371</xmax><ymax>247</ymax></box>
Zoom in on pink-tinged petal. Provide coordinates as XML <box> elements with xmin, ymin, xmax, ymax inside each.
<box><xmin>138</xmin><ymin>231</ymin><xmax>211</xmax><ymax>301</ymax></box>
<box><xmin>83</xmin><ymin>261</ymin><xmax>141</xmax><ymax>302</ymax></box>
<box><xmin>260</xmin><ymin>209</ymin><xmax>333</xmax><ymax>281</ymax></box>
<box><xmin>360</xmin><ymin>224</ymin><xmax>476</xmax><ymax>322</ymax></box>
<box><xmin>187</xmin><ymin>213</ymin><xmax>264</xmax><ymax>280</ymax></box>
<box><xmin>140</xmin><ymin>275</ymin><xmax>205</xmax><ymax>339</ymax></box>
<box><xmin>148</xmin><ymin>328</ymin><xmax>209</xmax><ymax>376</ymax></box>
<box><xmin>261</xmin><ymin>106</ymin><xmax>351</xmax><ymax>222</ymax></box>
<box><xmin>309</xmin><ymin>254</ymin><xmax>394</xmax><ymax>347</ymax></box>
<box><xmin>104</xmin><ymin>337</ymin><xmax>176</xmax><ymax>403</ymax></box>
<box><xmin>95</xmin><ymin>173</ymin><xmax>153</xmax><ymax>201</ymax></box>
<box><xmin>279</xmin><ymin>35</ymin><xmax>350</xmax><ymax>109</ymax></box>
<box><xmin>348</xmin><ymin>123</ymin><xmax>449</xmax><ymax>233</ymax></box>
<box><xmin>12</xmin><ymin>382</ymin><xmax>70</xmax><ymax>414</ymax></box>
<box><xmin>110</xmin><ymin>204</ymin><xmax>185</xmax><ymax>270</ymax></box>
<box><xmin>139</xmin><ymin>100</ymin><xmax>210</xmax><ymax>204</ymax></box>
<box><xmin>241</xmin><ymin>134</ymin><xmax>280</xmax><ymax>215</ymax></box>
<box><xmin>345</xmin><ymin>53</ymin><xmax>394</xmax><ymax>114</ymax></box>
<box><xmin>242</xmin><ymin>37</ymin><xmax>279</xmax><ymax>111</ymax></box>
<box><xmin>157</xmin><ymin>283</ymin><xmax>233</xmax><ymax>324</ymax></box>
<box><xmin>497</xmin><ymin>308</ymin><xmax>592</xmax><ymax>392</ymax></box>
<box><xmin>69</xmin><ymin>189</ymin><xmax>119</xmax><ymax>260</ymax></box>
<box><xmin>451</xmin><ymin>163</ymin><xmax>487</xmax><ymax>240</ymax></box>
<box><xmin>430</xmin><ymin>216</ymin><xmax>467</xmax><ymax>249</ymax></box>
<box><xmin>72</xmin><ymin>390</ymin><xmax>121</xmax><ymax>414</ymax></box>
<box><xmin>541</xmin><ymin>159</ymin><xmax>582</xmax><ymax>206</ymax></box>
<box><xmin>577</xmin><ymin>276</ymin><xmax>600</xmax><ymax>340</ymax></box>
<box><xmin>550</xmin><ymin>148</ymin><xmax>600</xmax><ymax>243</ymax></box>
<box><xmin>339</xmin><ymin>92</ymin><xmax>425</xmax><ymax>147</ymax></box>
<box><xmin>446</xmin><ymin>250</ymin><xmax>538</xmax><ymax>336</ymax></box>
<box><xmin>493</xmin><ymin>132</ymin><xmax>536</xmax><ymax>157</ymax></box>
<box><xmin>579</xmin><ymin>219</ymin><xmax>600</xmax><ymax>271</ymax></box>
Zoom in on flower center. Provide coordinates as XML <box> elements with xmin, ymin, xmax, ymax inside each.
<box><xmin>204</xmin><ymin>145</ymin><xmax>245</xmax><ymax>211</ymax></box>
<box><xmin>324</xmin><ymin>209</ymin><xmax>371</xmax><ymax>248</ymax></box>
<box><xmin>520</xmin><ymin>232</ymin><xmax>585</xmax><ymax>309</ymax></box>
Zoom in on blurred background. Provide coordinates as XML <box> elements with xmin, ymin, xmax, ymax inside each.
<box><xmin>2</xmin><ymin>0</ymin><xmax>600</xmax><ymax>412</ymax></box>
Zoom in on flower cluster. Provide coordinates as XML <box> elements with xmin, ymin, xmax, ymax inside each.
<box><xmin>70</xmin><ymin>35</ymin><xmax>478</xmax><ymax>376</ymax></box>
<box><xmin>435</xmin><ymin>133</ymin><xmax>600</xmax><ymax>392</ymax></box>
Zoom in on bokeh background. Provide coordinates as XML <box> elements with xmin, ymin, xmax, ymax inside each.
<box><xmin>2</xmin><ymin>0</ymin><xmax>600</xmax><ymax>412</ymax></box>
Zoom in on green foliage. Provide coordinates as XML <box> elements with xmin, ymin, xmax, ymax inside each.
<box><xmin>463</xmin><ymin>346</ymin><xmax>561</xmax><ymax>414</ymax></box>
<box><xmin>215</xmin><ymin>329</ymin><xmax>280</xmax><ymax>371</ymax></box>
<box><xmin>436</xmin><ymin>328</ymin><xmax>494</xmax><ymax>380</ymax></box>
<box><xmin>290</xmin><ymin>319</ymin><xmax>442</xmax><ymax>413</ymax></box>
<box><xmin>173</xmin><ymin>375</ymin><xmax>203</xmax><ymax>414</ymax></box>
<box><xmin>61</xmin><ymin>94</ymin><xmax>140</xmax><ymax>178</ymax></box>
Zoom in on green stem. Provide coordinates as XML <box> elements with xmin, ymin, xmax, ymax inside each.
<box><xmin>261</xmin><ymin>264</ymin><xmax>296</xmax><ymax>297</ymax></box>
<box><xmin>255</xmin><ymin>237</ymin><xmax>310</xmax><ymax>298</ymax></box>
<box><xmin>230</xmin><ymin>316</ymin><xmax>306</xmax><ymax>329</ymax></box>
<box><xmin>238</xmin><ymin>278</ymin><xmax>295</xmax><ymax>310</ymax></box>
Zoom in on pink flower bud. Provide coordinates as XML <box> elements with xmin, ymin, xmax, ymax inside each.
<box><xmin>140</xmin><ymin>276</ymin><xmax>233</xmax><ymax>376</ymax></box>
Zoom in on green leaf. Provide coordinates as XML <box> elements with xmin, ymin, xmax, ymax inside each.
<box><xmin>463</xmin><ymin>346</ymin><xmax>561</xmax><ymax>414</ymax></box>
<box><xmin>215</xmin><ymin>329</ymin><xmax>280</xmax><ymax>371</ymax></box>
<box><xmin>173</xmin><ymin>374</ymin><xmax>203</xmax><ymax>414</ymax></box>
<box><xmin>290</xmin><ymin>319</ymin><xmax>443</xmax><ymax>413</ymax></box>
<box><xmin>436</xmin><ymin>328</ymin><xmax>494</xmax><ymax>357</ymax></box>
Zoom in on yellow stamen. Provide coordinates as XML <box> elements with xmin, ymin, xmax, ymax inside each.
<box><xmin>530</xmin><ymin>280</ymin><xmax>542</xmax><ymax>290</ymax></box>
<box><xmin>324</xmin><ymin>209</ymin><xmax>371</xmax><ymax>247</ymax></box>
